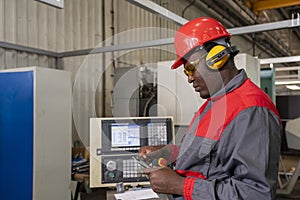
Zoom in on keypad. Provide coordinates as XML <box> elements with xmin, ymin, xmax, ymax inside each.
<box><xmin>122</xmin><ymin>159</ymin><xmax>146</xmax><ymax>178</ymax></box>
<box><xmin>147</xmin><ymin>123</ymin><xmax>168</xmax><ymax>146</ymax></box>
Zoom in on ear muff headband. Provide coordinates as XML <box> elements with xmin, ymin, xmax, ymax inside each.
<box><xmin>206</xmin><ymin>45</ymin><xmax>239</xmax><ymax>70</ymax></box>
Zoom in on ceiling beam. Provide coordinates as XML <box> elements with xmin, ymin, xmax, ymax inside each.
<box><xmin>275</xmin><ymin>66</ymin><xmax>300</xmax><ymax>71</ymax></box>
<box><xmin>250</xmin><ymin>0</ymin><xmax>300</xmax><ymax>11</ymax></box>
<box><xmin>275</xmin><ymin>79</ymin><xmax>300</xmax><ymax>85</ymax></box>
<box><xmin>276</xmin><ymin>75</ymin><xmax>298</xmax><ymax>79</ymax></box>
<box><xmin>260</xmin><ymin>55</ymin><xmax>300</xmax><ymax>64</ymax></box>
<box><xmin>59</xmin><ymin>19</ymin><xmax>300</xmax><ymax>58</ymax></box>
<box><xmin>125</xmin><ymin>0</ymin><xmax>188</xmax><ymax>25</ymax></box>
<box><xmin>228</xmin><ymin>19</ymin><xmax>296</xmax><ymax>35</ymax></box>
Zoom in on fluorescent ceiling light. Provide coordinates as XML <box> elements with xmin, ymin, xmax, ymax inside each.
<box><xmin>286</xmin><ymin>85</ymin><xmax>300</xmax><ymax>90</ymax></box>
<box><xmin>275</xmin><ymin>80</ymin><xmax>300</xmax><ymax>85</ymax></box>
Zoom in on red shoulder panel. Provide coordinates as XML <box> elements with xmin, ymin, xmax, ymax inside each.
<box><xmin>194</xmin><ymin>79</ymin><xmax>280</xmax><ymax>140</ymax></box>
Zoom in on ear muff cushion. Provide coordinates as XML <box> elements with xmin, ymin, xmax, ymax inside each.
<box><xmin>206</xmin><ymin>45</ymin><xmax>229</xmax><ymax>70</ymax></box>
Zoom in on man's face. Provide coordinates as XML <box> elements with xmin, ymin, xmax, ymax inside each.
<box><xmin>183</xmin><ymin>50</ymin><xmax>224</xmax><ymax>99</ymax></box>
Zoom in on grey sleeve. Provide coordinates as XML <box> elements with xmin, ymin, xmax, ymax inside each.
<box><xmin>191</xmin><ymin>107</ymin><xmax>282</xmax><ymax>200</ymax></box>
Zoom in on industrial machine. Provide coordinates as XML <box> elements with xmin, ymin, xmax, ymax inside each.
<box><xmin>89</xmin><ymin>116</ymin><xmax>174</xmax><ymax>187</ymax></box>
<box><xmin>0</xmin><ymin>67</ymin><xmax>72</xmax><ymax>200</ymax></box>
<box><xmin>113</xmin><ymin>65</ymin><xmax>157</xmax><ymax>118</ymax></box>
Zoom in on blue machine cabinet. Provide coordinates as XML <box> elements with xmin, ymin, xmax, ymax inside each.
<box><xmin>0</xmin><ymin>67</ymin><xmax>72</xmax><ymax>200</ymax></box>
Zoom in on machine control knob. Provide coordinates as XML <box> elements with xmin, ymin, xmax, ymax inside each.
<box><xmin>106</xmin><ymin>160</ymin><xmax>117</xmax><ymax>171</ymax></box>
<box><xmin>108</xmin><ymin>172</ymin><xmax>116</xmax><ymax>179</ymax></box>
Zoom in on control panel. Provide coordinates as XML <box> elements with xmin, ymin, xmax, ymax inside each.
<box><xmin>90</xmin><ymin>116</ymin><xmax>174</xmax><ymax>187</ymax></box>
<box><xmin>101</xmin><ymin>155</ymin><xmax>148</xmax><ymax>184</ymax></box>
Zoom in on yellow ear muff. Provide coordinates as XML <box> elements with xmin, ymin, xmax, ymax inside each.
<box><xmin>206</xmin><ymin>45</ymin><xmax>229</xmax><ymax>70</ymax></box>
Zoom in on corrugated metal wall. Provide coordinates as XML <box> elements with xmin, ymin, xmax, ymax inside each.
<box><xmin>0</xmin><ymin>0</ymin><xmax>55</xmax><ymax>69</ymax></box>
<box><xmin>0</xmin><ymin>0</ymin><xmax>103</xmax><ymax>69</ymax></box>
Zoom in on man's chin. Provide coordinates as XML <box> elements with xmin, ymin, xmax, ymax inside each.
<box><xmin>199</xmin><ymin>92</ymin><xmax>209</xmax><ymax>99</ymax></box>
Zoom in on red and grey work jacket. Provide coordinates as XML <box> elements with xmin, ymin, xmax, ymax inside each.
<box><xmin>173</xmin><ymin>70</ymin><xmax>282</xmax><ymax>200</ymax></box>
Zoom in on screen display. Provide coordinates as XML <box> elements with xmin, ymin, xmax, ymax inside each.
<box><xmin>111</xmin><ymin>123</ymin><xmax>140</xmax><ymax>147</ymax></box>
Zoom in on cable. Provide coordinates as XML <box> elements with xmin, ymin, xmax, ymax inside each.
<box><xmin>181</xmin><ymin>0</ymin><xmax>196</xmax><ymax>18</ymax></box>
<box><xmin>142</xmin><ymin>92</ymin><xmax>156</xmax><ymax>117</ymax></box>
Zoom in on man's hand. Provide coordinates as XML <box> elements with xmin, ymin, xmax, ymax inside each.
<box><xmin>143</xmin><ymin>167</ymin><xmax>185</xmax><ymax>195</ymax></box>
<box><xmin>139</xmin><ymin>145</ymin><xmax>166</xmax><ymax>159</ymax></box>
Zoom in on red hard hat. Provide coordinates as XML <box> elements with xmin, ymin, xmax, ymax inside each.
<box><xmin>171</xmin><ymin>17</ymin><xmax>231</xmax><ymax>69</ymax></box>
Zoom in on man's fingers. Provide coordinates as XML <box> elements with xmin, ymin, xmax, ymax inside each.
<box><xmin>143</xmin><ymin>166</ymin><xmax>165</xmax><ymax>174</ymax></box>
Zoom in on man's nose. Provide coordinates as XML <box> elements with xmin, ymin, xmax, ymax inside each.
<box><xmin>188</xmin><ymin>75</ymin><xmax>194</xmax><ymax>83</ymax></box>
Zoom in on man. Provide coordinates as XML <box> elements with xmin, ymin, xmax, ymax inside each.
<box><xmin>139</xmin><ymin>17</ymin><xmax>282</xmax><ymax>200</ymax></box>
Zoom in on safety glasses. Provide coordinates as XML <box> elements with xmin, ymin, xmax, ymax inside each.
<box><xmin>183</xmin><ymin>58</ymin><xmax>200</xmax><ymax>77</ymax></box>
<box><xmin>183</xmin><ymin>47</ymin><xmax>207</xmax><ymax>76</ymax></box>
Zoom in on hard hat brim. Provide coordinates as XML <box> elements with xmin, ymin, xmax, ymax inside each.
<box><xmin>171</xmin><ymin>57</ymin><xmax>183</xmax><ymax>70</ymax></box>
<box><xmin>171</xmin><ymin>45</ymin><xmax>204</xmax><ymax>70</ymax></box>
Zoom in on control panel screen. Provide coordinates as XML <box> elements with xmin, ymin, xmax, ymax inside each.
<box><xmin>111</xmin><ymin>124</ymin><xmax>140</xmax><ymax>147</ymax></box>
<box><xmin>99</xmin><ymin>117</ymin><xmax>173</xmax><ymax>153</ymax></box>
